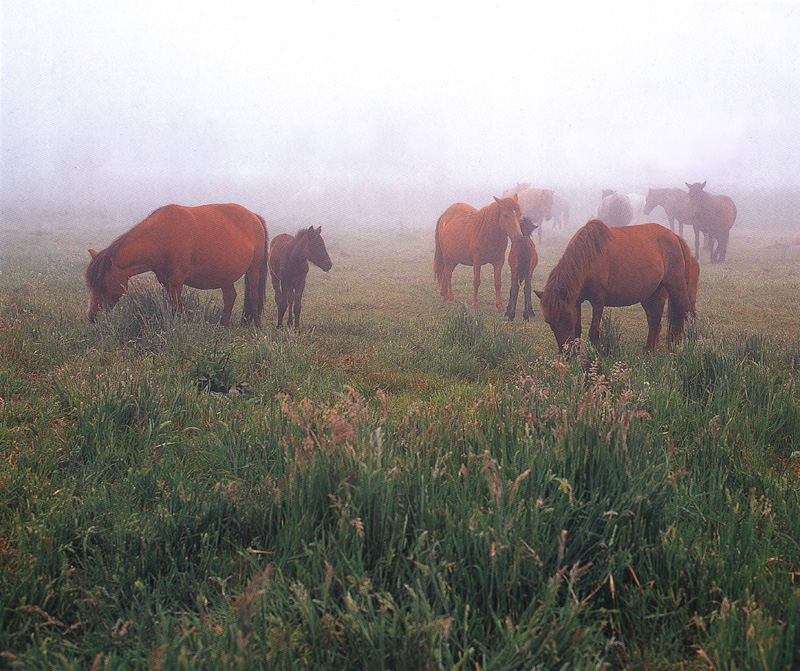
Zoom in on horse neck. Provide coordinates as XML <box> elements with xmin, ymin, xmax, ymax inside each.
<box><xmin>287</xmin><ymin>232</ymin><xmax>311</xmax><ymax>269</ymax></box>
<box><xmin>475</xmin><ymin>202</ymin><xmax>504</xmax><ymax>240</ymax></box>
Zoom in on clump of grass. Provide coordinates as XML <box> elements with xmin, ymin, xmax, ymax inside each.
<box><xmin>596</xmin><ymin>313</ymin><xmax>624</xmax><ymax>358</ymax></box>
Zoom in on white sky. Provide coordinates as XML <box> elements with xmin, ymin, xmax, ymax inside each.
<box><xmin>2</xmin><ymin>0</ymin><xmax>799</xmax><ymax>200</ymax></box>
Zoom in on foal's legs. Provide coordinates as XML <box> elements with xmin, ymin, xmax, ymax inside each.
<box><xmin>522</xmin><ymin>275</ymin><xmax>534</xmax><ymax>321</ymax></box>
<box><xmin>291</xmin><ymin>276</ymin><xmax>306</xmax><ymax>329</ymax></box>
<box><xmin>272</xmin><ymin>275</ymin><xmax>288</xmax><ymax>327</ymax></box>
<box><xmin>505</xmin><ymin>277</ymin><xmax>519</xmax><ymax>321</ymax></box>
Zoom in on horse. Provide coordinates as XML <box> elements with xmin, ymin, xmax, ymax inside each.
<box><xmin>502</xmin><ymin>184</ymin><xmax>554</xmax><ymax>243</ymax></box>
<box><xmin>268</xmin><ymin>225</ymin><xmax>332</xmax><ymax>328</ymax></box>
<box><xmin>434</xmin><ymin>195</ymin><xmax>523</xmax><ymax>311</ymax></box>
<box><xmin>505</xmin><ymin>216</ymin><xmax>539</xmax><ymax>322</ymax></box>
<box><xmin>551</xmin><ymin>195</ymin><xmax>570</xmax><ymax>230</ymax></box>
<box><xmin>534</xmin><ymin>219</ymin><xmax>694</xmax><ymax>353</ymax></box>
<box><xmin>686</xmin><ymin>182</ymin><xmax>737</xmax><ymax>263</ymax></box>
<box><xmin>644</xmin><ymin>187</ymin><xmax>694</xmax><ymax>238</ymax></box>
<box><xmin>85</xmin><ymin>203</ymin><xmax>269</xmax><ymax>326</ymax></box>
<box><xmin>594</xmin><ymin>190</ymin><xmax>645</xmax><ymax>228</ymax></box>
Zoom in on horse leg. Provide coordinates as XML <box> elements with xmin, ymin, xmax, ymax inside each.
<box><xmin>272</xmin><ymin>276</ymin><xmax>288</xmax><ymax>327</ymax></box>
<box><xmin>505</xmin><ymin>278</ymin><xmax>518</xmax><ymax>321</ymax></box>
<box><xmin>292</xmin><ymin>277</ymin><xmax>306</xmax><ymax>329</ymax></box>
<box><xmin>574</xmin><ymin>302</ymin><xmax>583</xmax><ymax>340</ymax></box>
<box><xmin>285</xmin><ymin>287</ymin><xmax>295</xmax><ymax>327</ymax></box>
<box><xmin>642</xmin><ymin>291</ymin><xmax>667</xmax><ymax>352</ymax></box>
<box><xmin>694</xmin><ymin>228</ymin><xmax>701</xmax><ymax>259</ymax></box>
<box><xmin>220</xmin><ymin>283</ymin><xmax>237</xmax><ymax>327</ymax></box>
<box><xmin>588</xmin><ymin>300</ymin><xmax>605</xmax><ymax>346</ymax></box>
<box><xmin>523</xmin><ymin>276</ymin><xmax>534</xmax><ymax>321</ymax></box>
<box><xmin>492</xmin><ymin>261</ymin><xmax>505</xmax><ymax>312</ymax></box>
<box><xmin>441</xmin><ymin>263</ymin><xmax>456</xmax><ymax>302</ymax></box>
<box><xmin>472</xmin><ymin>263</ymin><xmax>482</xmax><ymax>309</ymax></box>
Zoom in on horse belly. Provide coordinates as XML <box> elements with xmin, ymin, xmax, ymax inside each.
<box><xmin>184</xmin><ymin>244</ymin><xmax>255</xmax><ymax>289</ymax></box>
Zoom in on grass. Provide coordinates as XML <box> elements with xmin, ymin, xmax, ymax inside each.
<box><xmin>1</xmin><ymin>217</ymin><xmax>800</xmax><ymax>669</ymax></box>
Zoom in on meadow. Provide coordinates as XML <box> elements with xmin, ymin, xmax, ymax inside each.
<box><xmin>1</xmin><ymin>203</ymin><xmax>800</xmax><ymax>670</ymax></box>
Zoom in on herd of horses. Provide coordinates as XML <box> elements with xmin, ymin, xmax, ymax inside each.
<box><xmin>434</xmin><ymin>181</ymin><xmax>725</xmax><ymax>352</ymax></box>
<box><xmin>84</xmin><ymin>180</ymin><xmax>732</xmax><ymax>353</ymax></box>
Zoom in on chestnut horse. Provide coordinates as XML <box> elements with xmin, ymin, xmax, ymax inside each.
<box><xmin>86</xmin><ymin>203</ymin><xmax>269</xmax><ymax>326</ymax></box>
<box><xmin>644</xmin><ymin>188</ymin><xmax>694</xmax><ymax>238</ymax></box>
<box><xmin>534</xmin><ymin>219</ymin><xmax>694</xmax><ymax>352</ymax></box>
<box><xmin>269</xmin><ymin>226</ymin><xmax>332</xmax><ymax>328</ymax></box>
<box><xmin>505</xmin><ymin>217</ymin><xmax>539</xmax><ymax>322</ymax></box>
<box><xmin>434</xmin><ymin>195</ymin><xmax>523</xmax><ymax>311</ymax></box>
<box><xmin>502</xmin><ymin>184</ymin><xmax>554</xmax><ymax>243</ymax></box>
<box><xmin>686</xmin><ymin>181</ymin><xmax>737</xmax><ymax>263</ymax></box>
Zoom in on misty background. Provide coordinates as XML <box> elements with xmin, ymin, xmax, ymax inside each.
<box><xmin>2</xmin><ymin>1</ymin><xmax>800</xmax><ymax>232</ymax></box>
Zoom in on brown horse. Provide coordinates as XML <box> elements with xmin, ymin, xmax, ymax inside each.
<box><xmin>534</xmin><ymin>219</ymin><xmax>694</xmax><ymax>352</ymax></box>
<box><xmin>86</xmin><ymin>203</ymin><xmax>269</xmax><ymax>326</ymax></box>
<box><xmin>644</xmin><ymin>188</ymin><xmax>694</xmax><ymax>238</ymax></box>
<box><xmin>502</xmin><ymin>184</ymin><xmax>554</xmax><ymax>243</ymax></box>
<box><xmin>269</xmin><ymin>226</ymin><xmax>332</xmax><ymax>328</ymax></box>
<box><xmin>686</xmin><ymin>181</ymin><xmax>737</xmax><ymax>263</ymax></box>
<box><xmin>434</xmin><ymin>195</ymin><xmax>523</xmax><ymax>311</ymax></box>
<box><xmin>505</xmin><ymin>217</ymin><xmax>539</xmax><ymax>321</ymax></box>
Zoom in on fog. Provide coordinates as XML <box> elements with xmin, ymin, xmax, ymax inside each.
<box><xmin>2</xmin><ymin>1</ymin><xmax>800</xmax><ymax>230</ymax></box>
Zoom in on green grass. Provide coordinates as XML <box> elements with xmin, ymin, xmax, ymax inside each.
<box><xmin>1</xmin><ymin>219</ymin><xmax>800</xmax><ymax>669</ymax></box>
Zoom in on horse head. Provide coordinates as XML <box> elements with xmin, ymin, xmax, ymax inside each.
<box><xmin>520</xmin><ymin>216</ymin><xmax>537</xmax><ymax>238</ymax></box>
<box><xmin>493</xmin><ymin>195</ymin><xmax>523</xmax><ymax>241</ymax></box>
<box><xmin>686</xmin><ymin>181</ymin><xmax>709</xmax><ymax>218</ymax></box>
<box><xmin>601</xmin><ymin>189</ymin><xmax>615</xmax><ymax>199</ymax></box>
<box><xmin>534</xmin><ymin>285</ymin><xmax>578</xmax><ymax>353</ymax></box>
<box><xmin>306</xmin><ymin>226</ymin><xmax>332</xmax><ymax>272</ymax></box>
<box><xmin>86</xmin><ymin>249</ymin><xmax>129</xmax><ymax>322</ymax></box>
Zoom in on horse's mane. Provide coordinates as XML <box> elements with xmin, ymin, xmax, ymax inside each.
<box><xmin>542</xmin><ymin>219</ymin><xmax>613</xmax><ymax>311</ymax></box>
<box><xmin>85</xmin><ymin>207</ymin><xmax>166</xmax><ymax>289</ymax></box>
<box><xmin>473</xmin><ymin>200</ymin><xmax>501</xmax><ymax>238</ymax></box>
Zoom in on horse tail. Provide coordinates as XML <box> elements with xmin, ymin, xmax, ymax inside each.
<box><xmin>668</xmin><ymin>234</ymin><xmax>693</xmax><ymax>338</ymax></box>
<box><xmin>255</xmin><ymin>214</ymin><xmax>269</xmax><ymax>325</ymax></box>
<box><xmin>434</xmin><ymin>212</ymin><xmax>446</xmax><ymax>287</ymax></box>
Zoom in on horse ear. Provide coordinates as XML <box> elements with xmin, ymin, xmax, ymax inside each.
<box><xmin>685</xmin><ymin>183</ymin><xmax>691</xmax><ymax>189</ymax></box>
<box><xmin>701</xmin><ymin>181</ymin><xmax>707</xmax><ymax>189</ymax></box>
<box><xmin>512</xmin><ymin>193</ymin><xmax>519</xmax><ymax>204</ymax></box>
<box><xmin>493</xmin><ymin>196</ymin><xmax>501</xmax><ymax>204</ymax></box>
<box><xmin>534</xmin><ymin>289</ymin><xmax>544</xmax><ymax>299</ymax></box>
<box><xmin>89</xmin><ymin>249</ymin><xmax>98</xmax><ymax>259</ymax></box>
<box><xmin>316</xmin><ymin>226</ymin><xmax>322</xmax><ymax>233</ymax></box>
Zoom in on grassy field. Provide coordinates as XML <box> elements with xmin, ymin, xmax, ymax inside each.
<box><xmin>1</xmin><ymin>211</ymin><xmax>800</xmax><ymax>670</ymax></box>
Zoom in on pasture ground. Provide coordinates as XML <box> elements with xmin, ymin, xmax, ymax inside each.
<box><xmin>1</xmin><ymin>210</ymin><xmax>800</xmax><ymax>669</ymax></box>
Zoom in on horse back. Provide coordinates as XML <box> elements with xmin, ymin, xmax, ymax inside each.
<box><xmin>509</xmin><ymin>238</ymin><xmax>537</xmax><ymax>283</ymax></box>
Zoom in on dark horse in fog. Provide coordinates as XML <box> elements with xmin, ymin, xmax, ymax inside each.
<box><xmin>535</xmin><ymin>220</ymin><xmax>695</xmax><ymax>353</ymax></box>
<box><xmin>505</xmin><ymin>216</ymin><xmax>539</xmax><ymax>321</ymax></box>
<box><xmin>269</xmin><ymin>226</ymin><xmax>332</xmax><ymax>328</ymax></box>
<box><xmin>85</xmin><ymin>203</ymin><xmax>269</xmax><ymax>326</ymax></box>
<box><xmin>644</xmin><ymin>188</ymin><xmax>694</xmax><ymax>238</ymax></box>
<box><xmin>686</xmin><ymin>181</ymin><xmax>737</xmax><ymax>263</ymax></box>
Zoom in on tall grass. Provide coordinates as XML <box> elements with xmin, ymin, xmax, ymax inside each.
<box><xmin>1</xmin><ymin>225</ymin><xmax>800</xmax><ymax>668</ymax></box>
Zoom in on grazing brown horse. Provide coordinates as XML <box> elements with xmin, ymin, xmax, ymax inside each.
<box><xmin>269</xmin><ymin>226</ymin><xmax>332</xmax><ymax>328</ymax></box>
<box><xmin>686</xmin><ymin>182</ymin><xmax>737</xmax><ymax>263</ymax></box>
<box><xmin>502</xmin><ymin>184</ymin><xmax>554</xmax><ymax>243</ymax></box>
<box><xmin>534</xmin><ymin>219</ymin><xmax>694</xmax><ymax>352</ymax></box>
<box><xmin>434</xmin><ymin>195</ymin><xmax>523</xmax><ymax>311</ymax></box>
<box><xmin>644</xmin><ymin>188</ymin><xmax>694</xmax><ymax>238</ymax></box>
<box><xmin>85</xmin><ymin>203</ymin><xmax>269</xmax><ymax>326</ymax></box>
<box><xmin>505</xmin><ymin>217</ymin><xmax>539</xmax><ymax>321</ymax></box>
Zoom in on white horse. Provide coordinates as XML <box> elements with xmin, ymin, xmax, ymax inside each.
<box><xmin>592</xmin><ymin>190</ymin><xmax>646</xmax><ymax>227</ymax></box>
